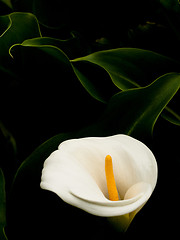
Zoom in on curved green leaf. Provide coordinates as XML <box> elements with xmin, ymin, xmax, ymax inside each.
<box><xmin>0</xmin><ymin>12</ymin><xmax>41</xmax><ymax>65</ymax></box>
<box><xmin>10</xmin><ymin>37</ymin><xmax>115</xmax><ymax>103</ymax></box>
<box><xmin>0</xmin><ymin>169</ymin><xmax>7</xmax><ymax>240</ymax></box>
<box><xmin>72</xmin><ymin>48</ymin><xmax>180</xmax><ymax>90</ymax></box>
<box><xmin>161</xmin><ymin>106</ymin><xmax>180</xmax><ymax>125</ymax></box>
<box><xmin>14</xmin><ymin>38</ymin><xmax>71</xmax><ymax>65</ymax></box>
<box><xmin>0</xmin><ymin>0</ymin><xmax>12</xmax><ymax>8</ymax></box>
<box><xmin>93</xmin><ymin>73</ymin><xmax>180</xmax><ymax>138</ymax></box>
<box><xmin>17</xmin><ymin>34</ymin><xmax>90</xmax><ymax>59</ymax></box>
<box><xmin>72</xmin><ymin>48</ymin><xmax>180</xmax><ymax>125</ymax></box>
<box><xmin>72</xmin><ymin>61</ymin><xmax>117</xmax><ymax>103</ymax></box>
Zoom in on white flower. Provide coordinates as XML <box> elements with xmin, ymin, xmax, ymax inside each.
<box><xmin>40</xmin><ymin>134</ymin><xmax>157</xmax><ymax>231</ymax></box>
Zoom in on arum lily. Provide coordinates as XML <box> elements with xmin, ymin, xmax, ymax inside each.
<box><xmin>40</xmin><ymin>134</ymin><xmax>157</xmax><ymax>232</ymax></box>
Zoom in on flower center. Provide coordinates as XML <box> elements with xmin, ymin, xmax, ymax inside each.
<box><xmin>105</xmin><ymin>155</ymin><xmax>119</xmax><ymax>201</ymax></box>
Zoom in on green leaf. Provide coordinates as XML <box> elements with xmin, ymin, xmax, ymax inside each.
<box><xmin>0</xmin><ymin>169</ymin><xmax>7</xmax><ymax>240</ymax></box>
<box><xmin>72</xmin><ymin>61</ymin><xmax>117</xmax><ymax>103</ymax></box>
<box><xmin>0</xmin><ymin>12</ymin><xmax>41</xmax><ymax>66</ymax></box>
<box><xmin>72</xmin><ymin>48</ymin><xmax>180</xmax><ymax>90</ymax></box>
<box><xmin>10</xmin><ymin>37</ymin><xmax>116</xmax><ymax>103</ymax></box>
<box><xmin>161</xmin><ymin>106</ymin><xmax>180</xmax><ymax>125</ymax></box>
<box><xmin>15</xmin><ymin>34</ymin><xmax>90</xmax><ymax>59</ymax></box>
<box><xmin>9</xmin><ymin>37</ymin><xmax>77</xmax><ymax>76</ymax></box>
<box><xmin>72</xmin><ymin>48</ymin><xmax>180</xmax><ymax>125</ymax></box>
<box><xmin>0</xmin><ymin>0</ymin><xmax>12</xmax><ymax>8</ymax></box>
<box><xmin>92</xmin><ymin>73</ymin><xmax>180</xmax><ymax>139</ymax></box>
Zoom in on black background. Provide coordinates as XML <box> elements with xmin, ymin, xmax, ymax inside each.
<box><xmin>0</xmin><ymin>1</ymin><xmax>180</xmax><ymax>239</ymax></box>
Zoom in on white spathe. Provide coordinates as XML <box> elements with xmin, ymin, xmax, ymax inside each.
<box><xmin>40</xmin><ymin>134</ymin><xmax>157</xmax><ymax>222</ymax></box>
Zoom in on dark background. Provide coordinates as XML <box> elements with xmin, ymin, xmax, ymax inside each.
<box><xmin>0</xmin><ymin>0</ymin><xmax>180</xmax><ymax>239</ymax></box>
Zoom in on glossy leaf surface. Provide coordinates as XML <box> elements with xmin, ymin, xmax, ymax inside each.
<box><xmin>72</xmin><ymin>48</ymin><xmax>180</xmax><ymax>124</ymax></box>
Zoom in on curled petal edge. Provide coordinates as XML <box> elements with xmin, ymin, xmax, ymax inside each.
<box><xmin>41</xmin><ymin>181</ymin><xmax>152</xmax><ymax>217</ymax></box>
